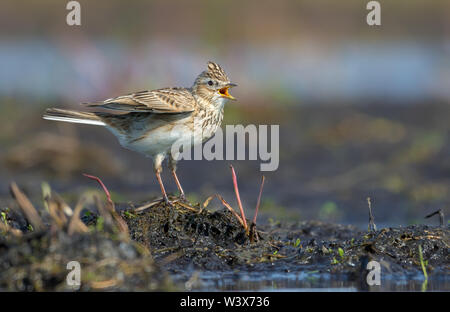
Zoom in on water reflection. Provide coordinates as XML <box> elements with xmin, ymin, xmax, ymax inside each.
<box><xmin>176</xmin><ymin>270</ymin><xmax>449</xmax><ymax>292</ymax></box>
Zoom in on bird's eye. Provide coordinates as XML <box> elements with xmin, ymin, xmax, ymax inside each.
<box><xmin>208</xmin><ymin>80</ymin><xmax>214</xmax><ymax>86</ymax></box>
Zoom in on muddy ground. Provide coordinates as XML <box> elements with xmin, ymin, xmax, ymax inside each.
<box><xmin>0</xmin><ymin>189</ymin><xmax>448</xmax><ymax>291</ymax></box>
<box><xmin>125</xmin><ymin>198</ymin><xmax>449</xmax><ymax>291</ymax></box>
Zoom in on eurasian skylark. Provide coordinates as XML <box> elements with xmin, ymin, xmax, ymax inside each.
<box><xmin>43</xmin><ymin>61</ymin><xmax>236</xmax><ymax>204</ymax></box>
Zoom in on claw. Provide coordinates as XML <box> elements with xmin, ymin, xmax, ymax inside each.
<box><xmin>161</xmin><ymin>195</ymin><xmax>174</xmax><ymax>207</ymax></box>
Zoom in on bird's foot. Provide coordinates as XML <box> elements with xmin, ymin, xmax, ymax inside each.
<box><xmin>178</xmin><ymin>192</ymin><xmax>187</xmax><ymax>202</ymax></box>
<box><xmin>161</xmin><ymin>195</ymin><xmax>174</xmax><ymax>207</ymax></box>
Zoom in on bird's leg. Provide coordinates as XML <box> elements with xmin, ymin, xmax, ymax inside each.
<box><xmin>171</xmin><ymin>170</ymin><xmax>186</xmax><ymax>200</ymax></box>
<box><xmin>154</xmin><ymin>154</ymin><xmax>171</xmax><ymax>206</ymax></box>
<box><xmin>155</xmin><ymin>170</ymin><xmax>170</xmax><ymax>205</ymax></box>
<box><xmin>169</xmin><ymin>156</ymin><xmax>186</xmax><ymax>201</ymax></box>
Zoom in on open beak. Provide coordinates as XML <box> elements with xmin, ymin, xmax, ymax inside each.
<box><xmin>218</xmin><ymin>83</ymin><xmax>237</xmax><ymax>100</ymax></box>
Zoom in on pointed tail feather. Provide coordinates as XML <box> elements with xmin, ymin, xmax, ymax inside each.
<box><xmin>43</xmin><ymin>108</ymin><xmax>106</xmax><ymax>126</ymax></box>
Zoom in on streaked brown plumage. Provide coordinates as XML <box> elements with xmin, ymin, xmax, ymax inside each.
<box><xmin>43</xmin><ymin>61</ymin><xmax>236</xmax><ymax>204</ymax></box>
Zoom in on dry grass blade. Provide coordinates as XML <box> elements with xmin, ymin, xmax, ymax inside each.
<box><xmin>230</xmin><ymin>165</ymin><xmax>248</xmax><ymax>232</ymax></box>
<box><xmin>10</xmin><ymin>182</ymin><xmax>45</xmax><ymax>232</ymax></box>
<box><xmin>90</xmin><ymin>279</ymin><xmax>119</xmax><ymax>289</ymax></box>
<box><xmin>134</xmin><ymin>200</ymin><xmax>161</xmax><ymax>213</ymax></box>
<box><xmin>54</xmin><ymin>193</ymin><xmax>73</xmax><ymax>217</ymax></box>
<box><xmin>0</xmin><ymin>221</ymin><xmax>23</xmax><ymax>237</ymax></box>
<box><xmin>68</xmin><ymin>196</ymin><xmax>89</xmax><ymax>235</ymax></box>
<box><xmin>176</xmin><ymin>201</ymin><xmax>198</xmax><ymax>212</ymax></box>
<box><xmin>199</xmin><ymin>195</ymin><xmax>215</xmax><ymax>214</ymax></box>
<box><xmin>112</xmin><ymin>211</ymin><xmax>130</xmax><ymax>237</ymax></box>
<box><xmin>216</xmin><ymin>194</ymin><xmax>246</xmax><ymax>228</ymax></box>
<box><xmin>262</xmin><ymin>253</ymin><xmax>286</xmax><ymax>259</ymax></box>
<box><xmin>46</xmin><ymin>194</ymin><xmax>72</xmax><ymax>229</ymax></box>
<box><xmin>47</xmin><ymin>199</ymin><xmax>66</xmax><ymax>229</ymax></box>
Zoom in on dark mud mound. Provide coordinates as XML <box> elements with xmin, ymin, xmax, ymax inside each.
<box><xmin>0</xmin><ymin>184</ymin><xmax>174</xmax><ymax>291</ymax></box>
<box><xmin>0</xmin><ymin>231</ymin><xmax>172</xmax><ymax>291</ymax></box>
<box><xmin>125</xmin><ymin>199</ymin><xmax>275</xmax><ymax>271</ymax></box>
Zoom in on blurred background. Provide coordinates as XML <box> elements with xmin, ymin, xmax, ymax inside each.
<box><xmin>0</xmin><ymin>0</ymin><xmax>449</xmax><ymax>227</ymax></box>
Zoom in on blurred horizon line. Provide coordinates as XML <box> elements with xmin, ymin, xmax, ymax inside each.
<box><xmin>1</xmin><ymin>37</ymin><xmax>449</xmax><ymax>105</ymax></box>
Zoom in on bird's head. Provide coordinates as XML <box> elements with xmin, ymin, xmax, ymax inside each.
<box><xmin>192</xmin><ymin>61</ymin><xmax>237</xmax><ymax>106</ymax></box>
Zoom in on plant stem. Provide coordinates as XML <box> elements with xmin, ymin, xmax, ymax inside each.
<box><xmin>230</xmin><ymin>165</ymin><xmax>248</xmax><ymax>232</ymax></box>
<box><xmin>253</xmin><ymin>176</ymin><xmax>265</xmax><ymax>225</ymax></box>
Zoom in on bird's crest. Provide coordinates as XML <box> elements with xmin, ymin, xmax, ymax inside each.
<box><xmin>196</xmin><ymin>61</ymin><xmax>230</xmax><ymax>83</ymax></box>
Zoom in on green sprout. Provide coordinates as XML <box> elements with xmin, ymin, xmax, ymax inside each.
<box><xmin>1</xmin><ymin>211</ymin><xmax>7</xmax><ymax>226</ymax></box>
<box><xmin>418</xmin><ymin>245</ymin><xmax>428</xmax><ymax>292</ymax></box>
<box><xmin>124</xmin><ymin>211</ymin><xmax>137</xmax><ymax>219</ymax></box>
<box><xmin>338</xmin><ymin>247</ymin><xmax>344</xmax><ymax>259</ymax></box>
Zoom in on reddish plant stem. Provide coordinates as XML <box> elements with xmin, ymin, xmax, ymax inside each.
<box><xmin>253</xmin><ymin>175</ymin><xmax>265</xmax><ymax>225</ymax></box>
<box><xmin>83</xmin><ymin>173</ymin><xmax>114</xmax><ymax>208</ymax></box>
<box><xmin>230</xmin><ymin>165</ymin><xmax>248</xmax><ymax>232</ymax></box>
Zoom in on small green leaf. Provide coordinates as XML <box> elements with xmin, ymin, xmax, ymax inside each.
<box><xmin>1</xmin><ymin>212</ymin><xmax>7</xmax><ymax>226</ymax></box>
<box><xmin>418</xmin><ymin>245</ymin><xmax>428</xmax><ymax>280</ymax></box>
<box><xmin>96</xmin><ymin>217</ymin><xmax>104</xmax><ymax>232</ymax></box>
<box><xmin>338</xmin><ymin>247</ymin><xmax>344</xmax><ymax>259</ymax></box>
<box><xmin>124</xmin><ymin>211</ymin><xmax>137</xmax><ymax>219</ymax></box>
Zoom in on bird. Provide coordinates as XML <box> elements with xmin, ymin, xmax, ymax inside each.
<box><xmin>43</xmin><ymin>61</ymin><xmax>237</xmax><ymax>205</ymax></box>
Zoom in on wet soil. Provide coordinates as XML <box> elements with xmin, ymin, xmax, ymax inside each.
<box><xmin>123</xmin><ymin>198</ymin><xmax>449</xmax><ymax>290</ymax></box>
<box><xmin>126</xmin><ymin>200</ymin><xmax>274</xmax><ymax>271</ymax></box>
<box><xmin>1</xmin><ymin>194</ymin><xmax>448</xmax><ymax>291</ymax></box>
<box><xmin>0</xmin><ymin>231</ymin><xmax>173</xmax><ymax>291</ymax></box>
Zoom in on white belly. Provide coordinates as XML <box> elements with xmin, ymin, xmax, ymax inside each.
<box><xmin>114</xmin><ymin>117</ymin><xmax>206</xmax><ymax>158</ymax></box>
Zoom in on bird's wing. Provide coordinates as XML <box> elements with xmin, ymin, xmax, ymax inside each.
<box><xmin>84</xmin><ymin>88</ymin><xmax>196</xmax><ymax>114</ymax></box>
